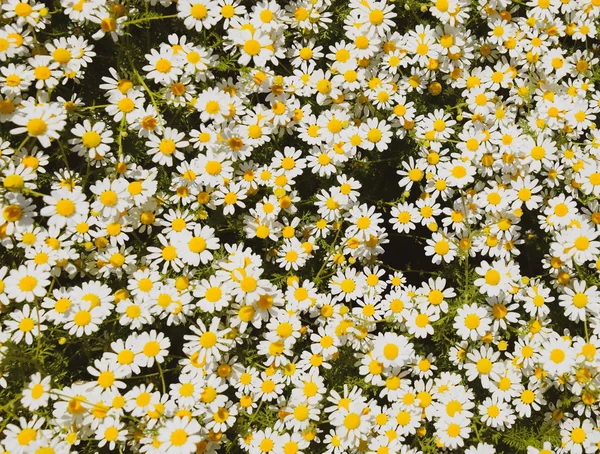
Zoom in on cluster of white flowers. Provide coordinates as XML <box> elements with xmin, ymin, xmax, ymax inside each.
<box><xmin>1</xmin><ymin>0</ymin><xmax>600</xmax><ymax>453</ymax></box>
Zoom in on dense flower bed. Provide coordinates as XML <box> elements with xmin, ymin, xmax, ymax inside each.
<box><xmin>1</xmin><ymin>0</ymin><xmax>600</xmax><ymax>453</ymax></box>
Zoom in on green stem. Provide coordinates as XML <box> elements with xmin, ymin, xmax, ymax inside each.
<box><xmin>314</xmin><ymin>227</ymin><xmax>343</xmax><ymax>283</ymax></box>
<box><xmin>57</xmin><ymin>140</ymin><xmax>71</xmax><ymax>174</ymax></box>
<box><xmin>117</xmin><ymin>116</ymin><xmax>126</xmax><ymax>162</ymax></box>
<box><xmin>122</xmin><ymin>14</ymin><xmax>178</xmax><ymax>27</ymax></box>
<box><xmin>34</xmin><ymin>297</ymin><xmax>45</xmax><ymax>372</ymax></box>
<box><xmin>79</xmin><ymin>104</ymin><xmax>110</xmax><ymax>111</ymax></box>
<box><xmin>16</xmin><ymin>136</ymin><xmax>30</xmax><ymax>153</ymax></box>
<box><xmin>157</xmin><ymin>361</ymin><xmax>167</xmax><ymax>394</ymax></box>
<box><xmin>127</xmin><ymin>55</ymin><xmax>164</xmax><ymax>134</ymax></box>
<box><xmin>22</xmin><ymin>188</ymin><xmax>48</xmax><ymax>198</ymax></box>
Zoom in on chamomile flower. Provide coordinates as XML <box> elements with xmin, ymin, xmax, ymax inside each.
<box><xmin>372</xmin><ymin>332</ymin><xmax>415</xmax><ymax>368</ymax></box>
<box><xmin>329</xmin><ymin>267</ymin><xmax>367</xmax><ymax>303</ymax></box>
<box><xmin>178</xmin><ymin>0</ymin><xmax>220</xmax><ymax>32</ymax></box>
<box><xmin>157</xmin><ymin>416</ymin><xmax>202</xmax><ymax>453</ymax></box>
<box><xmin>146</xmin><ymin>127</ymin><xmax>189</xmax><ymax>167</ymax></box>
<box><xmin>184</xmin><ymin>317</ymin><xmax>232</xmax><ymax>365</ymax></box>
<box><xmin>20</xmin><ymin>373</ymin><xmax>52</xmax><ymax>411</ymax></box>
<box><xmin>5</xmin><ymin>263</ymin><xmax>51</xmax><ymax>303</ymax></box>
<box><xmin>10</xmin><ymin>103</ymin><xmax>67</xmax><ymax>148</ymax></box>
<box><xmin>425</xmin><ymin>231</ymin><xmax>458</xmax><ymax>264</ymax></box>
<box><xmin>474</xmin><ymin>259</ymin><xmax>518</xmax><ymax>297</ymax></box>
<box><xmin>176</xmin><ymin>224</ymin><xmax>220</xmax><ymax>266</ymax></box>
<box><xmin>28</xmin><ymin>55</ymin><xmax>61</xmax><ymax>89</ymax></box>
<box><xmin>136</xmin><ymin>330</ymin><xmax>171</xmax><ymax>368</ymax></box>
<box><xmin>41</xmin><ymin>188</ymin><xmax>88</xmax><ymax>229</ymax></box>
<box><xmin>90</xmin><ymin>178</ymin><xmax>129</xmax><ymax>219</ymax></box>
<box><xmin>434</xmin><ymin>414</ymin><xmax>471</xmax><ymax>450</ymax></box>
<box><xmin>230</xmin><ymin>28</ymin><xmax>274</xmax><ymax>67</ymax></box>
<box><xmin>213</xmin><ymin>181</ymin><xmax>247</xmax><ymax>216</ymax></box>
<box><xmin>70</xmin><ymin>120</ymin><xmax>114</xmax><ymax>159</ymax></box>
<box><xmin>143</xmin><ymin>48</ymin><xmax>183</xmax><ymax>85</ymax></box>
<box><xmin>558</xmin><ymin>280</ymin><xmax>600</xmax><ymax>322</ymax></box>
<box><xmin>390</xmin><ymin>202</ymin><xmax>421</xmax><ymax>233</ymax></box>
<box><xmin>464</xmin><ymin>345</ymin><xmax>502</xmax><ymax>387</ymax></box>
<box><xmin>406</xmin><ymin>305</ymin><xmax>440</xmax><ymax>338</ymax></box>
<box><xmin>4</xmin><ymin>303</ymin><xmax>47</xmax><ymax>345</ymax></box>
<box><xmin>454</xmin><ymin>303</ymin><xmax>492</xmax><ymax>341</ymax></box>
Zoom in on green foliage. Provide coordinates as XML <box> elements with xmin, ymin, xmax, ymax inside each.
<box><xmin>491</xmin><ymin>420</ymin><xmax>561</xmax><ymax>453</ymax></box>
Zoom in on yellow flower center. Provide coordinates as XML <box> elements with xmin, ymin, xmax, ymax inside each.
<box><xmin>521</xmin><ymin>389</ymin><xmax>535</xmax><ymax>404</ymax></box>
<box><xmin>573</xmin><ymin>293</ymin><xmax>588</xmax><ymax>308</ymax></box>
<box><xmin>17</xmin><ymin>428</ymin><xmax>37</xmax><ymax>446</ymax></box>
<box><xmin>465</xmin><ymin>314</ymin><xmax>480</xmax><ymax>329</ymax></box>
<box><xmin>56</xmin><ymin>199</ymin><xmax>75</xmax><ymax>216</ymax></box>
<box><xmin>244</xmin><ymin>39</ymin><xmax>261</xmax><ymax>56</ymax></box>
<box><xmin>476</xmin><ymin>358</ymin><xmax>492</xmax><ymax>374</ymax></box>
<box><xmin>34</xmin><ymin>66</ymin><xmax>51</xmax><ymax>80</ymax></box>
<box><xmin>550</xmin><ymin>349</ymin><xmax>565</xmax><ymax>363</ymax></box>
<box><xmin>190</xmin><ymin>4</ymin><xmax>208</xmax><ymax>19</ymax></box>
<box><xmin>170</xmin><ymin>429</ymin><xmax>188</xmax><ymax>446</ymax></box>
<box><xmin>343</xmin><ymin>413</ymin><xmax>361</xmax><ymax>430</ymax></box>
<box><xmin>155</xmin><ymin>58</ymin><xmax>171</xmax><ymax>73</ymax></box>
<box><xmin>554</xmin><ymin>203</ymin><xmax>568</xmax><ymax>217</ymax></box>
<box><xmin>19</xmin><ymin>317</ymin><xmax>35</xmax><ymax>332</ymax></box>
<box><xmin>74</xmin><ymin>310</ymin><xmax>91</xmax><ymax>326</ymax></box>
<box><xmin>340</xmin><ymin>279</ymin><xmax>356</xmax><ymax>293</ymax></box>
<box><xmin>434</xmin><ymin>239</ymin><xmax>449</xmax><ymax>255</ymax></box>
<box><xmin>571</xmin><ymin>427</ymin><xmax>586</xmax><ymax>444</ymax></box>
<box><xmin>82</xmin><ymin>131</ymin><xmax>102</xmax><ymax>148</ymax></box>
<box><xmin>485</xmin><ymin>270</ymin><xmax>501</xmax><ymax>285</ymax></box>
<box><xmin>415</xmin><ymin>313</ymin><xmax>429</xmax><ymax>328</ymax></box>
<box><xmin>200</xmin><ymin>331</ymin><xmax>217</xmax><ymax>348</ymax></box>
<box><xmin>159</xmin><ymin>139</ymin><xmax>176</xmax><ymax>155</ymax></box>
<box><xmin>19</xmin><ymin>275</ymin><xmax>37</xmax><ymax>292</ymax></box>
<box><xmin>574</xmin><ymin>236</ymin><xmax>589</xmax><ymax>251</ymax></box>
<box><xmin>100</xmin><ymin>190</ymin><xmax>118</xmax><ymax>206</ymax></box>
<box><xmin>53</xmin><ymin>48</ymin><xmax>72</xmax><ymax>64</ymax></box>
<box><xmin>447</xmin><ymin>423</ymin><xmax>461</xmax><ymax>437</ymax></box>
<box><xmin>27</xmin><ymin>118</ymin><xmax>47</xmax><ymax>136</ymax></box>
<box><xmin>383</xmin><ymin>344</ymin><xmax>398</xmax><ymax>360</ymax></box>
<box><xmin>117</xmin><ymin>98</ymin><xmax>134</xmax><ymax>113</ymax></box>
<box><xmin>161</xmin><ymin>246</ymin><xmax>177</xmax><ymax>261</ymax></box>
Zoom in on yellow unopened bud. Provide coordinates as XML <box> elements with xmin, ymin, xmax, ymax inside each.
<box><xmin>303</xmin><ymin>430</ymin><xmax>316</xmax><ymax>441</ymax></box>
<box><xmin>428</xmin><ymin>82</ymin><xmax>442</xmax><ymax>95</ymax></box>
<box><xmin>175</xmin><ymin>276</ymin><xmax>189</xmax><ymax>291</ymax></box>
<box><xmin>95</xmin><ymin>237</ymin><xmax>108</xmax><ymax>249</ymax></box>
<box><xmin>114</xmin><ymin>289</ymin><xmax>129</xmax><ymax>303</ymax></box>
<box><xmin>557</xmin><ymin>271</ymin><xmax>570</xmax><ymax>285</ymax></box>
<box><xmin>482</xmin><ymin>332</ymin><xmax>493</xmax><ymax>343</ymax></box>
